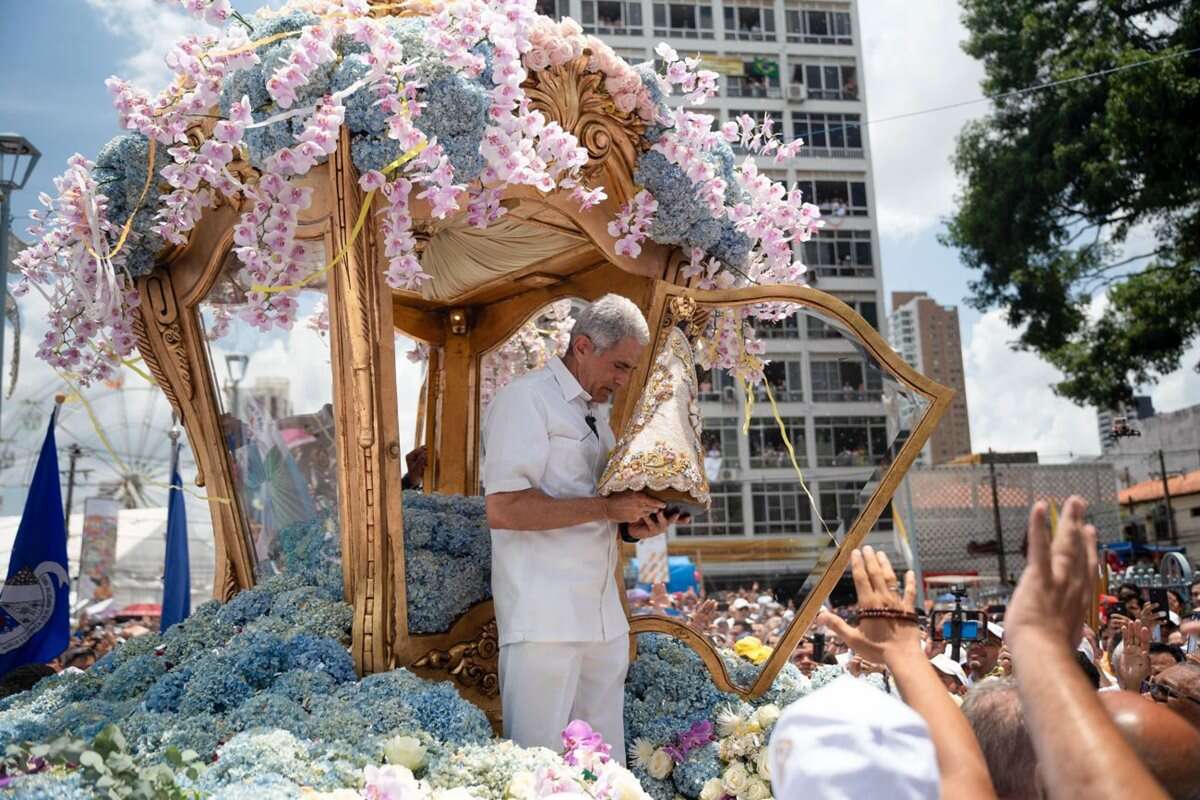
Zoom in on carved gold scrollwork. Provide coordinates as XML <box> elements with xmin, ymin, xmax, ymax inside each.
<box><xmin>413</xmin><ymin>621</ymin><xmax>500</xmax><ymax>697</ymax></box>
<box><xmin>522</xmin><ymin>55</ymin><xmax>647</xmax><ymax>205</ymax></box>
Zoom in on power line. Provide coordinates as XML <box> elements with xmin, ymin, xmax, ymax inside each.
<box><xmin>863</xmin><ymin>46</ymin><xmax>1200</xmax><ymax>127</ymax></box>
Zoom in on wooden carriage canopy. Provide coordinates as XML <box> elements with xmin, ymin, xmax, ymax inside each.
<box><xmin>130</xmin><ymin>49</ymin><xmax>952</xmax><ymax>726</ymax></box>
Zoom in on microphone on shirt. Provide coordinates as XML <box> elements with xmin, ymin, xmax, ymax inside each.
<box><xmin>585</xmin><ymin>413</ymin><xmax>598</xmax><ymax>438</ymax></box>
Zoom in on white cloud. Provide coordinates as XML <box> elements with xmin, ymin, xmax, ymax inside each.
<box><xmin>963</xmin><ymin>310</ymin><xmax>1101</xmax><ymax>458</ymax></box>
<box><xmin>84</xmin><ymin>0</ymin><xmax>213</xmax><ymax>91</ymax></box>
<box><xmin>859</xmin><ymin>1</ymin><xmax>987</xmax><ymax>239</ymax></box>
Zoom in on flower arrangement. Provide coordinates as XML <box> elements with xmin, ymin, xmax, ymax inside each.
<box><xmin>14</xmin><ymin>0</ymin><xmax>823</xmax><ymax>388</ymax></box>
<box><xmin>401</xmin><ymin>491</ymin><xmax>492</xmax><ymax>634</ymax></box>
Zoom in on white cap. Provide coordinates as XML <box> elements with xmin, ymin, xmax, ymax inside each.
<box><xmin>769</xmin><ymin>676</ymin><xmax>939</xmax><ymax>800</ymax></box>
<box><xmin>731</xmin><ymin>598</ymin><xmax>751</xmax><ymax>610</ymax></box>
<box><xmin>1169</xmin><ymin>611</ymin><xmax>1181</xmax><ymax>627</ymax></box>
<box><xmin>1077</xmin><ymin>638</ymin><xmax>1095</xmax><ymax>663</ymax></box>
<box><xmin>986</xmin><ymin>622</ymin><xmax>1004</xmax><ymax>641</ymax></box>
<box><xmin>758</xmin><ymin>595</ymin><xmax>773</xmax><ymax>605</ymax></box>
<box><xmin>930</xmin><ymin>653</ymin><xmax>969</xmax><ymax>687</ymax></box>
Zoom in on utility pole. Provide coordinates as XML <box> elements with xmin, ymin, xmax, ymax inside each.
<box><xmin>1158</xmin><ymin>449</ymin><xmax>1178</xmax><ymax>544</ymax></box>
<box><xmin>63</xmin><ymin>443</ymin><xmax>84</xmax><ymax>534</ymax></box>
<box><xmin>987</xmin><ymin>449</ymin><xmax>1008</xmax><ymax>584</ymax></box>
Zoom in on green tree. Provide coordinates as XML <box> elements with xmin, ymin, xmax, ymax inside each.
<box><xmin>943</xmin><ymin>1</ymin><xmax>1200</xmax><ymax>408</ymax></box>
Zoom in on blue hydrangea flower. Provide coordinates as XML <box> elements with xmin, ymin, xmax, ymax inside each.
<box><xmin>671</xmin><ymin>743</ymin><xmax>721</xmax><ymax>796</ymax></box>
<box><xmin>92</xmin><ymin>133</ymin><xmax>171</xmax><ymax>277</ymax></box>
<box><xmin>231</xmin><ymin>631</ymin><xmax>290</xmax><ymax>689</ymax></box>
<box><xmin>216</xmin><ymin>587</ymin><xmax>274</xmax><ymax>628</ymax></box>
<box><xmin>99</xmin><ymin>653</ymin><xmax>166</xmax><ymax>701</ymax></box>
<box><xmin>286</xmin><ymin>634</ymin><xmax>356</xmax><ymax>683</ymax></box>
<box><xmin>178</xmin><ymin>656</ymin><xmax>253</xmax><ymax>716</ymax></box>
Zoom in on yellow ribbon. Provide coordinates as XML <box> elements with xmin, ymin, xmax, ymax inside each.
<box><xmin>761</xmin><ymin>380</ymin><xmax>836</xmax><ymax>544</ymax></box>
<box><xmin>741</xmin><ymin>376</ymin><xmax>755</xmax><ymax>435</ymax></box>
<box><xmin>250</xmin><ymin>140</ymin><xmax>427</xmax><ymax>294</ymax></box>
<box><xmin>83</xmin><ymin>139</ymin><xmax>159</xmax><ymax>265</ymax></box>
<box><xmin>120</xmin><ymin>357</ymin><xmax>156</xmax><ymax>385</ymax></box>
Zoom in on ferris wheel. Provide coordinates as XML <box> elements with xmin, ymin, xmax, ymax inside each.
<box><xmin>0</xmin><ymin>370</ymin><xmax>188</xmax><ymax>511</ymax></box>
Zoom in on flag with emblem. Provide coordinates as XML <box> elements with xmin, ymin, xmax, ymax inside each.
<box><xmin>0</xmin><ymin>404</ymin><xmax>70</xmax><ymax>673</ymax></box>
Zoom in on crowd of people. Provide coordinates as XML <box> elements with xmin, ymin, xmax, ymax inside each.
<box><xmin>633</xmin><ymin>497</ymin><xmax>1200</xmax><ymax>798</ymax></box>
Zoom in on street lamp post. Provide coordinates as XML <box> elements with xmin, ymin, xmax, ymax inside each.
<box><xmin>225</xmin><ymin>353</ymin><xmax>249</xmax><ymax>417</ymax></box>
<box><xmin>0</xmin><ymin>134</ymin><xmax>41</xmax><ymax>437</ymax></box>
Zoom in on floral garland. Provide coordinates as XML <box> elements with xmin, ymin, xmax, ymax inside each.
<box><xmin>14</xmin><ymin>0</ymin><xmax>822</xmax><ymax>387</ymax></box>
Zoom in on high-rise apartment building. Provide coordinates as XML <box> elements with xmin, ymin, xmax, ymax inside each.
<box><xmin>887</xmin><ymin>291</ymin><xmax>971</xmax><ymax>465</ymax></box>
<box><xmin>545</xmin><ymin>0</ymin><xmax>891</xmax><ymax>582</ymax></box>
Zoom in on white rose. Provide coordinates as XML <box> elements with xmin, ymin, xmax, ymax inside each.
<box><xmin>610</xmin><ymin>768</ymin><xmax>651</xmax><ymax>800</ymax></box>
<box><xmin>723</xmin><ymin>762</ymin><xmax>751</xmax><ymax>796</ymax></box>
<box><xmin>384</xmin><ymin>735</ymin><xmax>428</xmax><ymax>771</ymax></box>
<box><xmin>507</xmin><ymin>770</ymin><xmax>537</xmax><ymax>800</ymax></box>
<box><xmin>754</xmin><ymin>748</ymin><xmax>771</xmax><ymax>780</ymax></box>
<box><xmin>700</xmin><ymin>777</ymin><xmax>726</xmax><ymax>800</ymax></box>
<box><xmin>647</xmin><ymin>748</ymin><xmax>675</xmax><ymax>780</ymax></box>
<box><xmin>753</xmin><ymin>704</ymin><xmax>781</xmax><ymax>730</ymax></box>
<box><xmin>434</xmin><ymin>789</ymin><xmax>481</xmax><ymax>800</ymax></box>
<box><xmin>743</xmin><ymin>778</ymin><xmax>771</xmax><ymax>800</ymax></box>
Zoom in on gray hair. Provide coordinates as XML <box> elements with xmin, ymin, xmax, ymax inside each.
<box><xmin>961</xmin><ymin>677</ymin><xmax>1039</xmax><ymax>799</ymax></box>
<box><xmin>569</xmin><ymin>294</ymin><xmax>650</xmax><ymax>353</ymax></box>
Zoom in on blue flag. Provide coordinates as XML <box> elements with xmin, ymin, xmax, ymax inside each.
<box><xmin>160</xmin><ymin>446</ymin><xmax>190</xmax><ymax>632</ymax></box>
<box><xmin>0</xmin><ymin>405</ymin><xmax>70</xmax><ymax>673</ymax></box>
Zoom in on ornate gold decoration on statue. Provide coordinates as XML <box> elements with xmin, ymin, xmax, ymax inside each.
<box><xmin>413</xmin><ymin>620</ymin><xmax>500</xmax><ymax>697</ymax></box>
<box><xmin>598</xmin><ymin>326</ymin><xmax>710</xmax><ymax>513</ymax></box>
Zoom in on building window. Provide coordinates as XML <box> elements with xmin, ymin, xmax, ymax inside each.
<box><xmin>652</xmin><ymin>2</ymin><xmax>714</xmax><ymax>38</ymax></box>
<box><xmin>819</xmin><ymin>480</ymin><xmax>891</xmax><ymax>535</ymax></box>
<box><xmin>536</xmin><ymin>0</ymin><xmax>565</xmax><ymax>18</ymax></box>
<box><xmin>696</xmin><ymin>365</ymin><xmax>739</xmax><ymax>403</ymax></box>
<box><xmin>807</xmin><ymin>299</ymin><xmax>878</xmax><ymax>337</ymax></box>
<box><xmin>795</xmin><ymin>178</ymin><xmax>869</xmax><ymax>216</ymax></box>
<box><xmin>792</xmin><ymin>112</ymin><xmax>863</xmax><ymax>158</ymax></box>
<box><xmin>785</xmin><ymin>6</ymin><xmax>852</xmax><ymax>44</ymax></box>
<box><xmin>700</xmin><ymin>416</ymin><xmax>741</xmax><ymax>468</ymax></box>
<box><xmin>755</xmin><ymin>313</ymin><xmax>803</xmax><ymax>339</ymax></box>
<box><xmin>758</xmin><ymin>359</ymin><xmax>805</xmax><ymax>402</ymax></box>
<box><xmin>747</xmin><ymin>416</ymin><xmax>807</xmax><ymax>468</ymax></box>
<box><xmin>793</xmin><ymin>62</ymin><xmax>858</xmax><ymax>100</ymax></box>
<box><xmin>752</xmin><ymin>481</ymin><xmax>813</xmax><ymax>535</ymax></box>
<box><xmin>677</xmin><ymin>481</ymin><xmax>745</xmax><ymax>536</ymax></box>
<box><xmin>726</xmin><ymin>57</ymin><xmax>782</xmax><ymax>98</ymax></box>
<box><xmin>582</xmin><ymin>0</ymin><xmax>643</xmax><ymax>35</ymax></box>
<box><xmin>810</xmin><ymin>357</ymin><xmax>883</xmax><ymax>402</ymax></box>
<box><xmin>802</xmin><ymin>229</ymin><xmax>873</xmax><ymax>278</ymax></box>
<box><xmin>723</xmin><ymin>1</ymin><xmax>776</xmax><ymax>41</ymax></box>
<box><xmin>813</xmin><ymin>416</ymin><xmax>889</xmax><ymax>467</ymax></box>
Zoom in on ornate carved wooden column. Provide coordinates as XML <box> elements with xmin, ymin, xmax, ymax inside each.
<box><xmin>431</xmin><ymin>309</ymin><xmax>478</xmax><ymax>495</ymax></box>
<box><xmin>133</xmin><ymin>268</ymin><xmax>257</xmax><ymax>601</ymax></box>
<box><xmin>327</xmin><ymin>128</ymin><xmax>406</xmax><ymax>674</ymax></box>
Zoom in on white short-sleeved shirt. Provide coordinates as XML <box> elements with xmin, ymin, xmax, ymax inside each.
<box><xmin>482</xmin><ymin>357</ymin><xmax>629</xmax><ymax>646</ymax></box>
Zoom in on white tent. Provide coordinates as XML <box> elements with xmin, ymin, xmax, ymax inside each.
<box><xmin>0</xmin><ymin>494</ymin><xmax>216</xmax><ymax>614</ymax></box>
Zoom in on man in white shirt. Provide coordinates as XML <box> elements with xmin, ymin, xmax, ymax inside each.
<box><xmin>482</xmin><ymin>294</ymin><xmax>685</xmax><ymax>763</ymax></box>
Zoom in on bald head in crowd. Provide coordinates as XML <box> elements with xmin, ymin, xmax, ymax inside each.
<box><xmin>1099</xmin><ymin>691</ymin><xmax>1200</xmax><ymax>800</ymax></box>
<box><xmin>1148</xmin><ymin>663</ymin><xmax>1200</xmax><ymax>732</ymax></box>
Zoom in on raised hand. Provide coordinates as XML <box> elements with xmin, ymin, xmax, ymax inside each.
<box><xmin>1117</xmin><ymin>619</ymin><xmax>1151</xmax><ymax>691</ymax></box>
<box><xmin>816</xmin><ymin>545</ymin><xmax>920</xmax><ymax>666</ymax></box>
<box><xmin>1005</xmin><ymin>496</ymin><xmax>1098</xmax><ymax>652</ymax></box>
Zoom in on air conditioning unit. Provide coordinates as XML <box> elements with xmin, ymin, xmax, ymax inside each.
<box><xmin>721</xmin><ymin>385</ymin><xmax>738</xmax><ymax>404</ymax></box>
<box><xmin>787</xmin><ymin>84</ymin><xmax>807</xmax><ymax>103</ymax></box>
<box><xmin>718</xmin><ymin>467</ymin><xmax>739</xmax><ymax>481</ymax></box>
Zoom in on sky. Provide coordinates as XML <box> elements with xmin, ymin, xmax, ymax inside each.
<box><xmin>0</xmin><ymin>0</ymin><xmax>1197</xmax><ymax>493</ymax></box>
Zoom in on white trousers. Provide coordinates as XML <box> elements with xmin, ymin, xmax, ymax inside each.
<box><xmin>499</xmin><ymin>636</ymin><xmax>629</xmax><ymax>765</ymax></box>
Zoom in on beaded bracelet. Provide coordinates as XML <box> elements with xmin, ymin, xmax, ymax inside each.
<box><xmin>857</xmin><ymin>608</ymin><xmax>920</xmax><ymax>624</ymax></box>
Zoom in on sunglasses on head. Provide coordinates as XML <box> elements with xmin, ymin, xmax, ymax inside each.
<box><xmin>1144</xmin><ymin>680</ymin><xmax>1200</xmax><ymax>707</ymax></box>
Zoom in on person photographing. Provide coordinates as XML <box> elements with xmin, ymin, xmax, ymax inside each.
<box><xmin>482</xmin><ymin>294</ymin><xmax>687</xmax><ymax>761</ymax></box>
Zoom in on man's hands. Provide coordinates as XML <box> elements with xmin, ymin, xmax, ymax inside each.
<box><xmin>816</xmin><ymin>546</ymin><xmax>920</xmax><ymax>666</ymax></box>
<box><xmin>626</xmin><ymin>509</ymin><xmax>691</xmax><ymax>539</ymax></box>
<box><xmin>601</xmin><ymin>491</ymin><xmax>690</xmax><ymax>538</ymax></box>
<box><xmin>603</xmin><ymin>491</ymin><xmax>664</xmax><ymax>523</ymax></box>
<box><xmin>1117</xmin><ymin>619</ymin><xmax>1152</xmax><ymax>691</ymax></box>
<box><xmin>1005</xmin><ymin>496</ymin><xmax>1098</xmax><ymax>651</ymax></box>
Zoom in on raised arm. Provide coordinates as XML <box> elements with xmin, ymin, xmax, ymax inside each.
<box><xmin>818</xmin><ymin>547</ymin><xmax>997</xmax><ymax>800</ymax></box>
<box><xmin>1005</xmin><ymin>497</ymin><xmax>1167</xmax><ymax>800</ymax></box>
